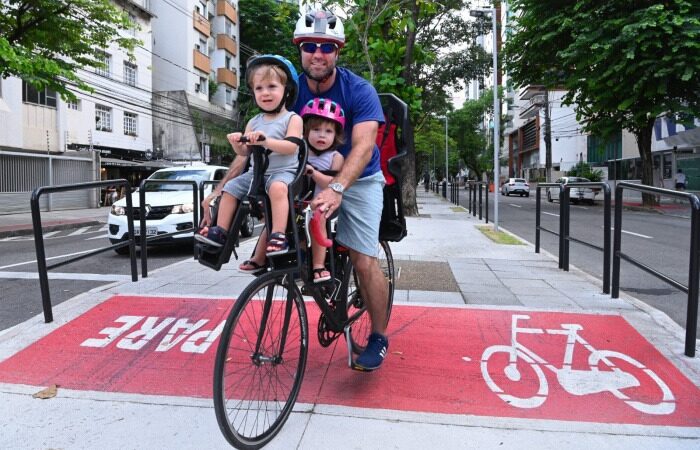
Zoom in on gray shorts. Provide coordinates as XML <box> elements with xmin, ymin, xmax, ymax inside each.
<box><xmin>222</xmin><ymin>169</ymin><xmax>296</xmax><ymax>200</ymax></box>
<box><xmin>336</xmin><ymin>171</ymin><xmax>386</xmax><ymax>257</ymax></box>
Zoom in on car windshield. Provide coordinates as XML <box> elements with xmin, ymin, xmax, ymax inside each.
<box><xmin>514</xmin><ymin>179</ymin><xmax>526</xmax><ymax>183</ymax></box>
<box><xmin>569</xmin><ymin>177</ymin><xmax>590</xmax><ymax>183</ymax></box>
<box><xmin>144</xmin><ymin>170</ymin><xmax>210</xmax><ymax>191</ymax></box>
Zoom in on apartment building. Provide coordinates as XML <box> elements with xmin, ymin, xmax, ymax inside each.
<box><xmin>0</xmin><ymin>0</ymin><xmax>157</xmax><ymax>212</ymax></box>
<box><xmin>150</xmin><ymin>0</ymin><xmax>241</xmax><ymax>163</ymax></box>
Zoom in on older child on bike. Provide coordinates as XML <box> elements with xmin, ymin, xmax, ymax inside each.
<box><xmin>195</xmin><ymin>55</ymin><xmax>302</xmax><ymax>254</ymax></box>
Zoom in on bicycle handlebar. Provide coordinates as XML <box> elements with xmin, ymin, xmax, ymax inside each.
<box><xmin>310</xmin><ymin>209</ymin><xmax>332</xmax><ymax>248</ymax></box>
<box><xmin>238</xmin><ymin>135</ymin><xmax>266</xmax><ymax>144</ymax></box>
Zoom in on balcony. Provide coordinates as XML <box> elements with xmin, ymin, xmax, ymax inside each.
<box><xmin>217</xmin><ymin>68</ymin><xmax>238</xmax><ymax>88</ymax></box>
<box><xmin>217</xmin><ymin>0</ymin><xmax>237</xmax><ymax>23</ymax></box>
<box><xmin>121</xmin><ymin>0</ymin><xmax>155</xmax><ymax>17</ymax></box>
<box><xmin>193</xmin><ymin>11</ymin><xmax>210</xmax><ymax>36</ymax></box>
<box><xmin>519</xmin><ymin>84</ymin><xmax>545</xmax><ymax>101</ymax></box>
<box><xmin>193</xmin><ymin>50</ymin><xmax>211</xmax><ymax>73</ymax></box>
<box><xmin>216</xmin><ymin>34</ymin><xmax>237</xmax><ymax>56</ymax></box>
<box><xmin>519</xmin><ymin>94</ymin><xmax>545</xmax><ymax>119</ymax></box>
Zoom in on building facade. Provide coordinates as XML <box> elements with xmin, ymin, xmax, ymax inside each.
<box><xmin>150</xmin><ymin>0</ymin><xmax>241</xmax><ymax>163</ymax></box>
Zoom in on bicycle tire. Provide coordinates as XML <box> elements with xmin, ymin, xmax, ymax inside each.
<box><xmin>345</xmin><ymin>241</ymin><xmax>395</xmax><ymax>354</ymax></box>
<box><xmin>213</xmin><ymin>271</ymin><xmax>308</xmax><ymax>449</ymax></box>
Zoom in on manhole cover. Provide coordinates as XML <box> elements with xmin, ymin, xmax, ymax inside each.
<box><xmin>395</xmin><ymin>260</ymin><xmax>459</xmax><ymax>292</ymax></box>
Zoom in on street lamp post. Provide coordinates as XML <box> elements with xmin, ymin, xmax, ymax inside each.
<box><xmin>444</xmin><ymin>115</ymin><xmax>449</xmax><ymax>183</ymax></box>
<box><xmin>471</xmin><ymin>7</ymin><xmax>500</xmax><ymax>231</ymax></box>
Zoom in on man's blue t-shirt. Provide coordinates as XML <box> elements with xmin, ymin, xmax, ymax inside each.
<box><xmin>293</xmin><ymin>67</ymin><xmax>384</xmax><ymax>179</ymax></box>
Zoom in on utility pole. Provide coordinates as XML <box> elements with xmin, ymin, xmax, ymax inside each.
<box><xmin>544</xmin><ymin>89</ymin><xmax>552</xmax><ymax>182</ymax></box>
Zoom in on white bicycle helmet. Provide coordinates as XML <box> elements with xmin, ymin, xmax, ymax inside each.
<box><xmin>293</xmin><ymin>10</ymin><xmax>345</xmax><ymax>48</ymax></box>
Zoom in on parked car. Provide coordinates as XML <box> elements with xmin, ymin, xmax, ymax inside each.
<box><xmin>547</xmin><ymin>176</ymin><xmax>599</xmax><ymax>205</ymax></box>
<box><xmin>107</xmin><ymin>165</ymin><xmax>255</xmax><ymax>254</ymax></box>
<box><xmin>500</xmin><ymin>178</ymin><xmax>530</xmax><ymax>197</ymax></box>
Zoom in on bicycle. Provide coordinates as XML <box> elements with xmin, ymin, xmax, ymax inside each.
<box><xmin>196</xmin><ymin>94</ymin><xmax>409</xmax><ymax>449</ymax></box>
<box><xmin>481</xmin><ymin>314</ymin><xmax>676</xmax><ymax>415</ymax></box>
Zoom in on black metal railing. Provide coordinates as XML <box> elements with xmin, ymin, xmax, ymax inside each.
<box><xmin>138</xmin><ymin>179</ymin><xmax>199</xmax><ymax>278</ymax></box>
<box><xmin>611</xmin><ymin>182</ymin><xmax>700</xmax><ymax>357</ymax></box>
<box><xmin>467</xmin><ymin>181</ymin><xmax>489</xmax><ymax>223</ymax></box>
<box><xmin>561</xmin><ymin>182</ymin><xmax>612</xmax><ymax>294</ymax></box>
<box><xmin>535</xmin><ymin>183</ymin><xmax>563</xmax><ymax>267</ymax></box>
<box><xmin>30</xmin><ymin>179</ymin><xmax>138</xmax><ymax>322</ymax></box>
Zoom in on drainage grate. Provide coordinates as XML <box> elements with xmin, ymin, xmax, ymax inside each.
<box><xmin>394</xmin><ymin>260</ymin><xmax>459</xmax><ymax>292</ymax></box>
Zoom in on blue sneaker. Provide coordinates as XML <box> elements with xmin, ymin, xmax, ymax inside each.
<box><xmin>354</xmin><ymin>333</ymin><xmax>389</xmax><ymax>371</ymax></box>
<box><xmin>194</xmin><ymin>226</ymin><xmax>227</xmax><ymax>247</ymax></box>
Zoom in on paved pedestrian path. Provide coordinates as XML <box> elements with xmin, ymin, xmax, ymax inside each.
<box><xmin>0</xmin><ymin>189</ymin><xmax>698</xmax><ymax>449</ymax></box>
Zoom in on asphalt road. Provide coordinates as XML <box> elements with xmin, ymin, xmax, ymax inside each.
<box><xmin>456</xmin><ymin>188</ymin><xmax>695</xmax><ymax>329</ymax></box>
<box><xmin>0</xmin><ymin>224</ymin><xmax>262</xmax><ymax>332</ymax></box>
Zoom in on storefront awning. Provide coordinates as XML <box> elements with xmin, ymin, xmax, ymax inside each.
<box><xmin>101</xmin><ymin>157</ymin><xmax>144</xmax><ymax>167</ymax></box>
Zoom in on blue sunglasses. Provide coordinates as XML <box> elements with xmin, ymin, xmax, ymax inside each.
<box><xmin>300</xmin><ymin>42</ymin><xmax>338</xmax><ymax>54</ymax></box>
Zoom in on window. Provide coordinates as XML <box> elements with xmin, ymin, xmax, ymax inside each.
<box><xmin>124</xmin><ymin>112</ymin><xmax>138</xmax><ymax>136</ymax></box>
<box><xmin>196</xmin><ymin>76</ymin><xmax>207</xmax><ymax>94</ymax></box>
<box><xmin>95</xmin><ymin>104</ymin><xmax>112</xmax><ymax>132</ymax></box>
<box><xmin>66</xmin><ymin>99</ymin><xmax>81</xmax><ymax>110</ymax></box>
<box><xmin>0</xmin><ymin>79</ymin><xmax>2</xmax><ymax>98</ymax></box>
<box><xmin>225</xmin><ymin>55</ymin><xmax>231</xmax><ymax>70</ymax></box>
<box><xmin>95</xmin><ymin>51</ymin><xmax>112</xmax><ymax>77</ymax></box>
<box><xmin>226</xmin><ymin>88</ymin><xmax>232</xmax><ymax>105</ymax></box>
<box><xmin>199</xmin><ymin>38</ymin><xmax>207</xmax><ymax>55</ymax></box>
<box><xmin>22</xmin><ymin>81</ymin><xmax>57</xmax><ymax>108</ymax></box>
<box><xmin>225</xmin><ymin>19</ymin><xmax>233</xmax><ymax>36</ymax></box>
<box><xmin>124</xmin><ymin>61</ymin><xmax>137</xmax><ymax>86</ymax></box>
<box><xmin>128</xmin><ymin>13</ymin><xmax>137</xmax><ymax>36</ymax></box>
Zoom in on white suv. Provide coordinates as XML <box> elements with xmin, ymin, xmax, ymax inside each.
<box><xmin>107</xmin><ymin>165</ymin><xmax>254</xmax><ymax>254</ymax></box>
<box><xmin>500</xmin><ymin>178</ymin><xmax>530</xmax><ymax>197</ymax></box>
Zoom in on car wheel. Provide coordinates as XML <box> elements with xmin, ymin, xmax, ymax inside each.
<box><xmin>526</xmin><ymin>193</ymin><xmax>530</xmax><ymax>197</ymax></box>
<box><xmin>547</xmin><ymin>191</ymin><xmax>553</xmax><ymax>202</ymax></box>
<box><xmin>240</xmin><ymin>212</ymin><xmax>255</xmax><ymax>238</ymax></box>
<box><xmin>110</xmin><ymin>238</ymin><xmax>130</xmax><ymax>255</ymax></box>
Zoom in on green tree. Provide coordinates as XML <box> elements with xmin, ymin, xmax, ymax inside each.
<box><xmin>505</xmin><ymin>0</ymin><xmax>700</xmax><ymax>205</ymax></box>
<box><xmin>324</xmin><ymin>0</ymin><xmax>490</xmax><ymax>214</ymax></box>
<box><xmin>238</xmin><ymin>0</ymin><xmax>299</xmax><ymax>120</ymax></box>
<box><xmin>0</xmin><ymin>0</ymin><xmax>138</xmax><ymax>99</ymax></box>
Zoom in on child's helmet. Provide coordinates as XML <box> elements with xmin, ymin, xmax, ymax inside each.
<box><xmin>293</xmin><ymin>10</ymin><xmax>345</xmax><ymax>48</ymax></box>
<box><xmin>300</xmin><ymin>98</ymin><xmax>345</xmax><ymax>130</ymax></box>
<box><xmin>246</xmin><ymin>54</ymin><xmax>299</xmax><ymax>112</ymax></box>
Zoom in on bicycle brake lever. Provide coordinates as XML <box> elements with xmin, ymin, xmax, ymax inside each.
<box><xmin>303</xmin><ymin>206</ymin><xmax>312</xmax><ymax>245</ymax></box>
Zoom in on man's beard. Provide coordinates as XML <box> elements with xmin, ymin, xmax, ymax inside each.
<box><xmin>303</xmin><ymin>63</ymin><xmax>335</xmax><ymax>83</ymax></box>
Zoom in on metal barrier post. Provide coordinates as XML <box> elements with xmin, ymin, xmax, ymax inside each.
<box><xmin>536</xmin><ymin>186</ymin><xmax>541</xmax><ymax>253</ymax></box>
<box><xmin>485</xmin><ymin>182</ymin><xmax>489</xmax><ymax>224</ymax></box>
<box><xmin>611</xmin><ymin>185</ymin><xmax>623</xmax><ymax>298</ymax></box>
<box><xmin>30</xmin><ymin>196</ymin><xmax>52</xmax><ymax>322</ymax></box>
<box><xmin>685</xmin><ymin>205</ymin><xmax>700</xmax><ymax>357</ymax></box>
<box><xmin>562</xmin><ymin>187</ymin><xmax>570</xmax><ymax>271</ymax></box>
<box><xmin>602</xmin><ymin>185</ymin><xmax>611</xmax><ymax>294</ymax></box>
<box><xmin>478</xmin><ymin>183</ymin><xmax>483</xmax><ymax>220</ymax></box>
<box><xmin>442</xmin><ymin>181</ymin><xmax>447</xmax><ymax>198</ymax></box>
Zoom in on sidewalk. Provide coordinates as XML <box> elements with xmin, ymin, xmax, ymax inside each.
<box><xmin>0</xmin><ymin>189</ymin><xmax>698</xmax><ymax>449</ymax></box>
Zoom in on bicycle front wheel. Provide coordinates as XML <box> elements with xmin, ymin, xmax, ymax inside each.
<box><xmin>345</xmin><ymin>241</ymin><xmax>395</xmax><ymax>354</ymax></box>
<box><xmin>213</xmin><ymin>272</ymin><xmax>308</xmax><ymax>449</ymax></box>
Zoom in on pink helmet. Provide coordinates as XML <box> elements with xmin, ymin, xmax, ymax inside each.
<box><xmin>300</xmin><ymin>98</ymin><xmax>345</xmax><ymax>130</ymax></box>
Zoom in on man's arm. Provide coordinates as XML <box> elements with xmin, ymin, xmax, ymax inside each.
<box><xmin>311</xmin><ymin>120</ymin><xmax>378</xmax><ymax>218</ymax></box>
<box><xmin>333</xmin><ymin>120</ymin><xmax>378</xmax><ymax>189</ymax></box>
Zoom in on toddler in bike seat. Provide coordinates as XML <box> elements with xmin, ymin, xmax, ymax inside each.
<box><xmin>195</xmin><ymin>55</ymin><xmax>302</xmax><ymax>255</ymax></box>
<box><xmin>300</xmin><ymin>98</ymin><xmax>345</xmax><ymax>283</ymax></box>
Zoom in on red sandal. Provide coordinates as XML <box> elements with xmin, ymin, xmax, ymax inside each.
<box><xmin>266</xmin><ymin>232</ymin><xmax>289</xmax><ymax>256</ymax></box>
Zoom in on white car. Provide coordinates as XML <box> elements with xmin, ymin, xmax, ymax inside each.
<box><xmin>500</xmin><ymin>178</ymin><xmax>530</xmax><ymax>197</ymax></box>
<box><xmin>547</xmin><ymin>176</ymin><xmax>599</xmax><ymax>205</ymax></box>
<box><xmin>107</xmin><ymin>165</ymin><xmax>254</xmax><ymax>254</ymax></box>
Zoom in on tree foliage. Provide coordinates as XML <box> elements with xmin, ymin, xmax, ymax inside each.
<box><xmin>321</xmin><ymin>0</ymin><xmax>491</xmax><ymax>214</ymax></box>
<box><xmin>238</xmin><ymin>0</ymin><xmax>300</xmax><ymax>120</ymax></box>
<box><xmin>0</xmin><ymin>0</ymin><xmax>139</xmax><ymax>99</ymax></box>
<box><xmin>505</xmin><ymin>0</ymin><xmax>700</xmax><ymax>205</ymax></box>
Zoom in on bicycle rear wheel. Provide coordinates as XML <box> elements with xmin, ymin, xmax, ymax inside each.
<box><xmin>345</xmin><ymin>240</ymin><xmax>395</xmax><ymax>354</ymax></box>
<box><xmin>213</xmin><ymin>271</ymin><xmax>308</xmax><ymax>449</ymax></box>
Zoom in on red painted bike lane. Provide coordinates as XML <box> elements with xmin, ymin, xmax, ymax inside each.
<box><xmin>0</xmin><ymin>295</ymin><xmax>698</xmax><ymax>427</ymax></box>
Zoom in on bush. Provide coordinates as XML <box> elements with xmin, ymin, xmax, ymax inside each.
<box><xmin>568</xmin><ymin>162</ymin><xmax>603</xmax><ymax>181</ymax></box>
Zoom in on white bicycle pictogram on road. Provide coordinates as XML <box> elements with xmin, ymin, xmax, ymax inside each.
<box><xmin>480</xmin><ymin>314</ymin><xmax>675</xmax><ymax>415</ymax></box>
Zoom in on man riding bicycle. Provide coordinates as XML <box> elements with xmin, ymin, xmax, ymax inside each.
<box><xmin>293</xmin><ymin>10</ymin><xmax>390</xmax><ymax>371</ymax></box>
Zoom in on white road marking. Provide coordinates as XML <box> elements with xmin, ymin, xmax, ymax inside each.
<box><xmin>609</xmin><ymin>227</ymin><xmax>653</xmax><ymax>239</ymax></box>
<box><xmin>67</xmin><ymin>227</ymin><xmax>91</xmax><ymax>236</ymax></box>
<box><xmin>0</xmin><ymin>248</ymin><xmax>102</xmax><ymax>270</ymax></box>
<box><xmin>0</xmin><ymin>271</ymin><xmax>131</xmax><ymax>282</ymax></box>
<box><xmin>543</xmin><ymin>212</ymin><xmax>559</xmax><ymax>217</ymax></box>
<box><xmin>462</xmin><ymin>356</ymin><xmax>472</xmax><ymax>362</ymax></box>
<box><xmin>508</xmin><ymin>204</ymin><xmax>522</xmax><ymax>208</ymax></box>
<box><xmin>86</xmin><ymin>235</ymin><xmax>109</xmax><ymax>240</ymax></box>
